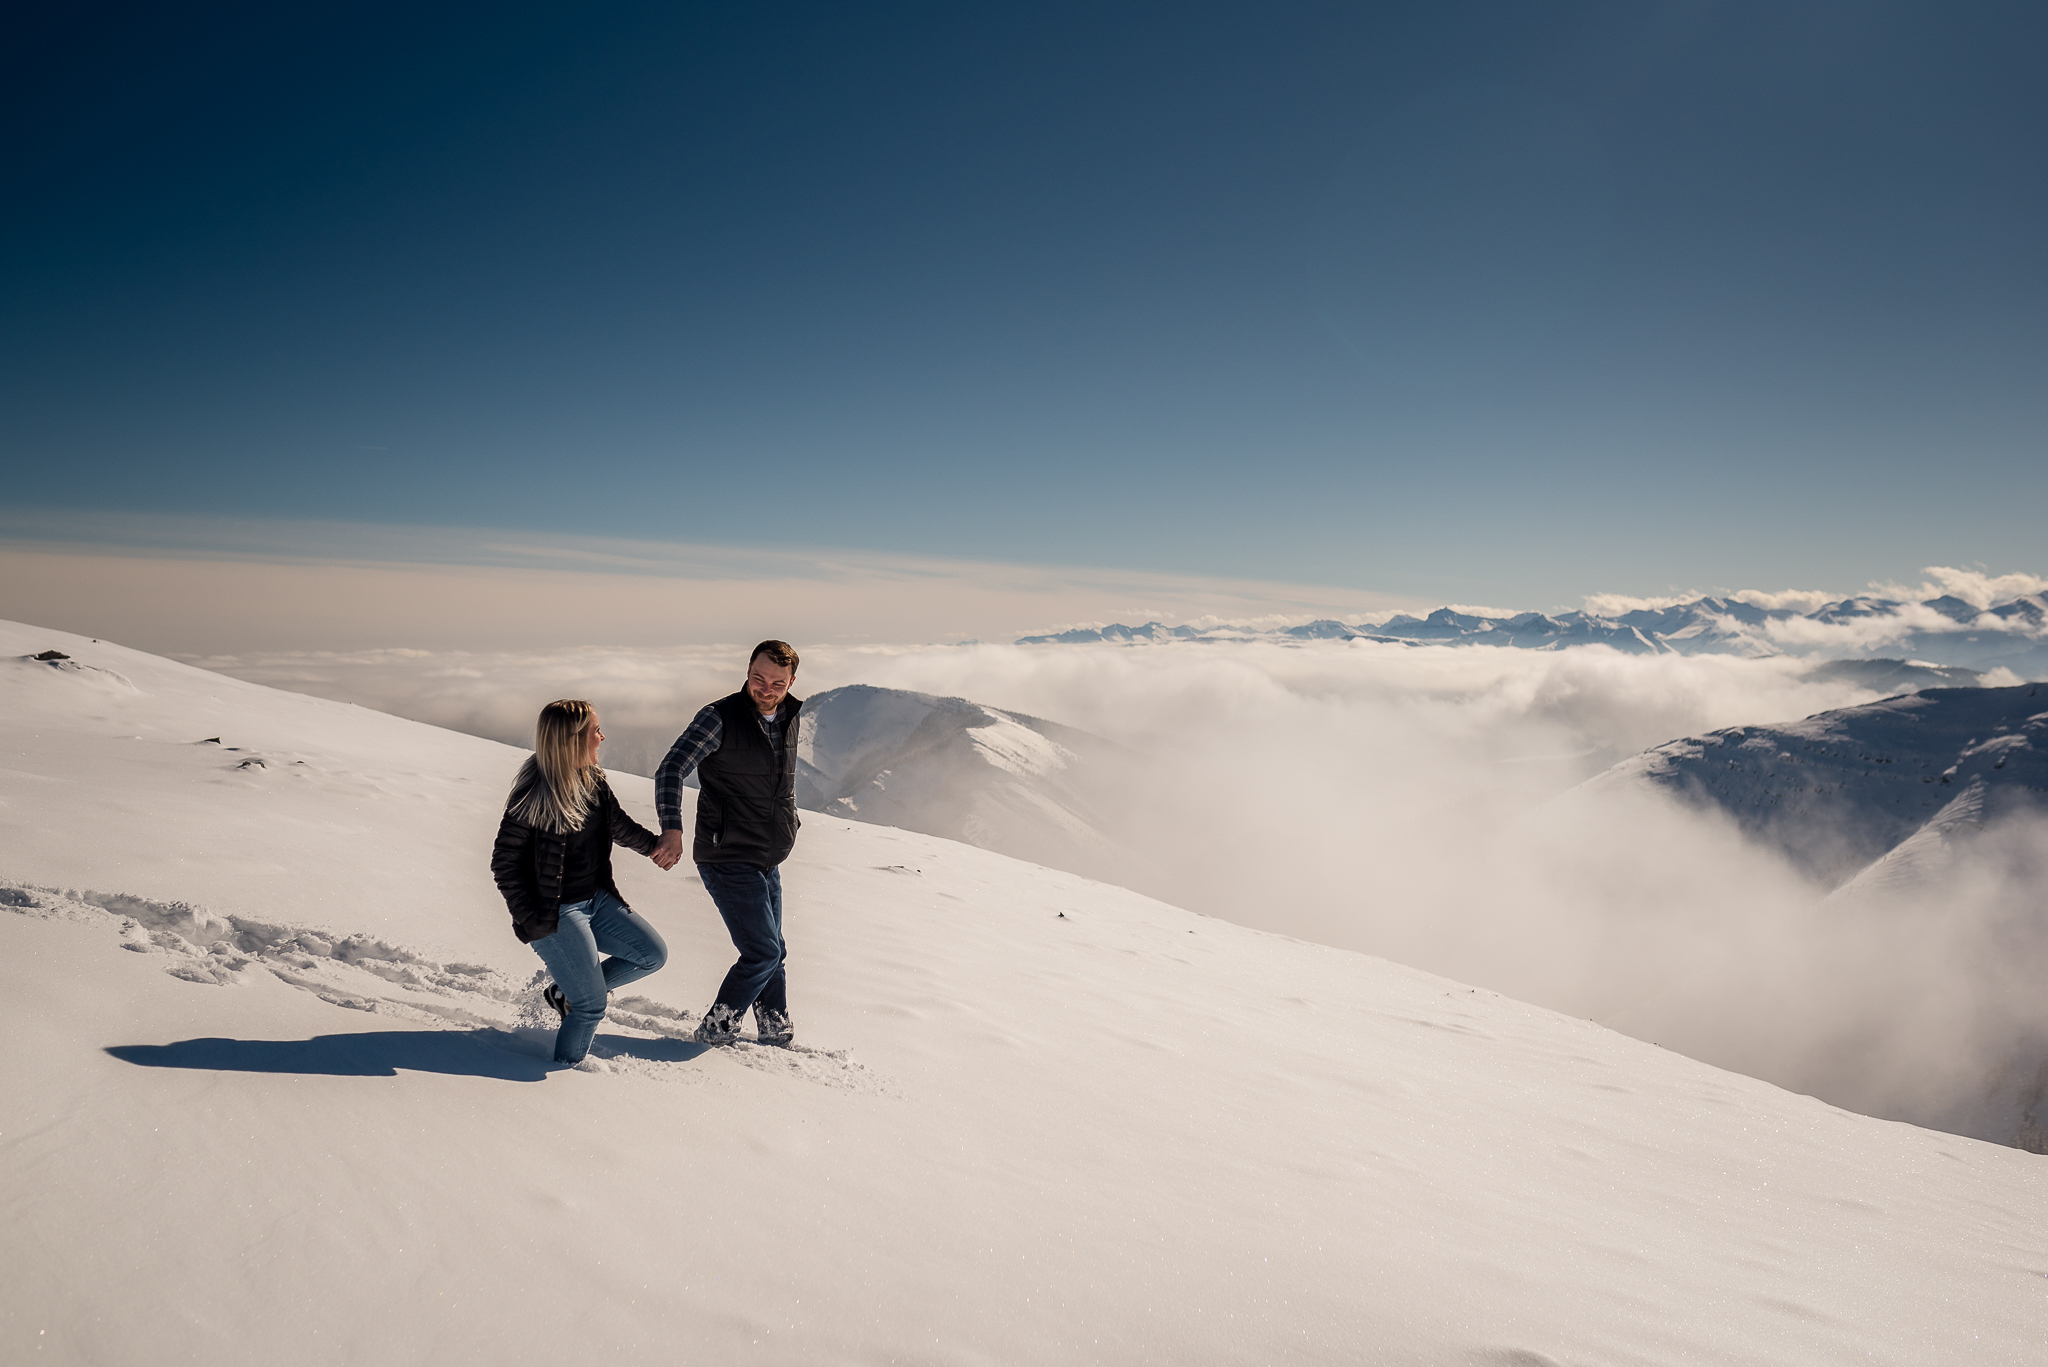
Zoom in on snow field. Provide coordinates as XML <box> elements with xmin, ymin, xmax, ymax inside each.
<box><xmin>4</xmin><ymin>619</ymin><xmax>2047</xmax><ymax>1365</ymax></box>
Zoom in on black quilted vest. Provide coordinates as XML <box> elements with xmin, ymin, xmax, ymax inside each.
<box><xmin>692</xmin><ymin>689</ymin><xmax>804</xmax><ymax>867</ymax></box>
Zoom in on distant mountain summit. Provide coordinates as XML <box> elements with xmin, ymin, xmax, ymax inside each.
<box><xmin>796</xmin><ymin>685</ymin><xmax>1130</xmax><ymax>880</ymax></box>
<box><xmin>1020</xmin><ymin>591</ymin><xmax>2048</xmax><ymax>677</ymax></box>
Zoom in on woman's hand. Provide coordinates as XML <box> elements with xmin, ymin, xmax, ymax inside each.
<box><xmin>651</xmin><ymin>829</ymin><xmax>685</xmax><ymax>871</ymax></box>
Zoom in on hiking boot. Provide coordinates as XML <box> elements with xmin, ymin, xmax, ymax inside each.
<box><xmin>544</xmin><ymin>984</ymin><xmax>608</xmax><ymax>1022</ymax></box>
<box><xmin>754</xmin><ymin>1007</ymin><xmax>794</xmax><ymax>1047</ymax></box>
<box><xmin>693</xmin><ymin>1002</ymin><xmax>744</xmax><ymax>1044</ymax></box>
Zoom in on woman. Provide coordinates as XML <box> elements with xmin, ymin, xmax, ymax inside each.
<box><xmin>490</xmin><ymin>699</ymin><xmax>668</xmax><ymax>1065</ymax></box>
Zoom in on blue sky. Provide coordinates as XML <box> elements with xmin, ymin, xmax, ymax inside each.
<box><xmin>4</xmin><ymin>1</ymin><xmax>2043</xmax><ymax>611</ymax></box>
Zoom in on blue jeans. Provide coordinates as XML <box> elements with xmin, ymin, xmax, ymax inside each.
<box><xmin>697</xmin><ymin>862</ymin><xmax>786</xmax><ymax>1016</ymax></box>
<box><xmin>528</xmin><ymin>889</ymin><xmax>668</xmax><ymax>1063</ymax></box>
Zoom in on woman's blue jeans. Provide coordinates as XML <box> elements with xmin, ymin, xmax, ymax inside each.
<box><xmin>527</xmin><ymin>889</ymin><xmax>668</xmax><ymax>1063</ymax></box>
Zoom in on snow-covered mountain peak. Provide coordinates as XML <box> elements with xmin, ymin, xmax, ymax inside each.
<box><xmin>1921</xmin><ymin>594</ymin><xmax>1983</xmax><ymax>623</ymax></box>
<box><xmin>793</xmin><ymin>684</ymin><xmax>1120</xmax><ymax>877</ymax></box>
<box><xmin>1809</xmin><ymin>595</ymin><xmax>1905</xmax><ymax>622</ymax></box>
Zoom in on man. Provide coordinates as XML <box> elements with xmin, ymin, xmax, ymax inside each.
<box><xmin>652</xmin><ymin>640</ymin><xmax>804</xmax><ymax>1046</ymax></box>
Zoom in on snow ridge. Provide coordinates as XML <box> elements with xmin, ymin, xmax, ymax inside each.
<box><xmin>1579</xmin><ymin>683</ymin><xmax>2048</xmax><ymax>887</ymax></box>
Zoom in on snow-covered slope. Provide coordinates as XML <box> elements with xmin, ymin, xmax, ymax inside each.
<box><xmin>1581</xmin><ymin>683</ymin><xmax>2048</xmax><ymax>887</ymax></box>
<box><xmin>795</xmin><ymin>683</ymin><xmax>1131</xmax><ymax>882</ymax></box>
<box><xmin>5</xmin><ymin>620</ymin><xmax>2048</xmax><ymax>1365</ymax></box>
<box><xmin>1825</xmin><ymin>773</ymin><xmax>2025</xmax><ymax>909</ymax></box>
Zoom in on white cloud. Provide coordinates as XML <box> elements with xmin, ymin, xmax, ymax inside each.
<box><xmin>1871</xmin><ymin>566</ymin><xmax>2048</xmax><ymax>609</ymax></box>
<box><xmin>1765</xmin><ymin>600</ymin><xmax>2044</xmax><ymax>654</ymax></box>
<box><xmin>1582</xmin><ymin>587</ymin><xmax>1847</xmax><ymax>615</ymax></box>
<box><xmin>1579</xmin><ymin>590</ymin><xmax>1709</xmax><ymax>614</ymax></box>
<box><xmin>1586</xmin><ymin>573</ymin><xmax>2047</xmax><ymax>621</ymax></box>
<box><xmin>1725</xmin><ymin>587</ymin><xmax>1842</xmax><ymax>612</ymax></box>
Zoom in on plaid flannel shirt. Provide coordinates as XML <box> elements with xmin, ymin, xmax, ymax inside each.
<box><xmin>654</xmin><ymin>701</ymin><xmax>788</xmax><ymax>832</ymax></box>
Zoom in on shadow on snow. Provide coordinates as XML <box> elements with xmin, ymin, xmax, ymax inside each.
<box><xmin>105</xmin><ymin>1029</ymin><xmax>712</xmax><ymax>1080</ymax></box>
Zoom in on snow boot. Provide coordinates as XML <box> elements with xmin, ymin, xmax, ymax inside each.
<box><xmin>543</xmin><ymin>984</ymin><xmax>569</xmax><ymax>1021</ymax></box>
<box><xmin>754</xmin><ymin>1006</ymin><xmax>794</xmax><ymax>1047</ymax></box>
<box><xmin>693</xmin><ymin>1002</ymin><xmax>744</xmax><ymax>1044</ymax></box>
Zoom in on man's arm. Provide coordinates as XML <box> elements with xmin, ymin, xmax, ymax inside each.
<box><xmin>651</xmin><ymin>704</ymin><xmax>723</xmax><ymax>868</ymax></box>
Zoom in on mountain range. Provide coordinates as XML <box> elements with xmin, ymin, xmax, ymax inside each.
<box><xmin>1021</xmin><ymin>591</ymin><xmax>2048</xmax><ymax>677</ymax></box>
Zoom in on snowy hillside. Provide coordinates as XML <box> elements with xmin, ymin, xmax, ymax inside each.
<box><xmin>5</xmin><ymin>619</ymin><xmax>2048</xmax><ymax>1365</ymax></box>
<box><xmin>1564</xmin><ymin>684</ymin><xmax>2048</xmax><ymax>1148</ymax></box>
<box><xmin>794</xmin><ymin>683</ymin><xmax>1131</xmax><ymax>881</ymax></box>
<box><xmin>1023</xmin><ymin>589</ymin><xmax>2048</xmax><ymax>675</ymax></box>
<box><xmin>1581</xmin><ymin>683</ymin><xmax>2048</xmax><ymax>887</ymax></box>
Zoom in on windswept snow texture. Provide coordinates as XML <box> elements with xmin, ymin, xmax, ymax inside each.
<box><xmin>7</xmin><ymin>620</ymin><xmax>2048</xmax><ymax>1365</ymax></box>
<box><xmin>796</xmin><ymin>683</ymin><xmax>1130</xmax><ymax>880</ymax></box>
<box><xmin>1582</xmin><ymin>683</ymin><xmax>2048</xmax><ymax>888</ymax></box>
<box><xmin>1022</xmin><ymin>590</ymin><xmax>2048</xmax><ymax>676</ymax></box>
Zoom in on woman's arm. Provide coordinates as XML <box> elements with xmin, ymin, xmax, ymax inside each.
<box><xmin>489</xmin><ymin>813</ymin><xmax>542</xmax><ymax>928</ymax></box>
<box><xmin>603</xmin><ymin>785</ymin><xmax>661</xmax><ymax>857</ymax></box>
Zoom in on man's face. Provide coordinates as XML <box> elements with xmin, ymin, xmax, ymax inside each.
<box><xmin>747</xmin><ymin>657</ymin><xmax>795</xmax><ymax>714</ymax></box>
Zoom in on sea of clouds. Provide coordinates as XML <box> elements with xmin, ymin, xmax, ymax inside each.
<box><xmin>190</xmin><ymin>595</ymin><xmax>2048</xmax><ymax>1141</ymax></box>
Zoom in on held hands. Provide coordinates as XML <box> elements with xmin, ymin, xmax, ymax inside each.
<box><xmin>651</xmin><ymin>829</ymin><xmax>685</xmax><ymax>871</ymax></box>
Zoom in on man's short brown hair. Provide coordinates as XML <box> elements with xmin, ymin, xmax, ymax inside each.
<box><xmin>749</xmin><ymin>639</ymin><xmax>800</xmax><ymax>673</ymax></box>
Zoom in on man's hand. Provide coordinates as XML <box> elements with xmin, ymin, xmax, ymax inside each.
<box><xmin>651</xmin><ymin>829</ymin><xmax>685</xmax><ymax>871</ymax></box>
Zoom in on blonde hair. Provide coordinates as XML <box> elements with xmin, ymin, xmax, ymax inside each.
<box><xmin>508</xmin><ymin>699</ymin><xmax>601</xmax><ymax>833</ymax></box>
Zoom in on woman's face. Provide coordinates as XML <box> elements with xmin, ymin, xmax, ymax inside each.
<box><xmin>582</xmin><ymin>712</ymin><xmax>604</xmax><ymax>767</ymax></box>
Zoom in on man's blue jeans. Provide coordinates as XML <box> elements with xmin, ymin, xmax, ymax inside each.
<box><xmin>697</xmin><ymin>861</ymin><xmax>786</xmax><ymax>1016</ymax></box>
<box><xmin>528</xmin><ymin>889</ymin><xmax>668</xmax><ymax>1063</ymax></box>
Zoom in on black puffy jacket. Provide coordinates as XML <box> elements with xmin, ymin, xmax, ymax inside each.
<box><xmin>490</xmin><ymin>767</ymin><xmax>658</xmax><ymax>943</ymax></box>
